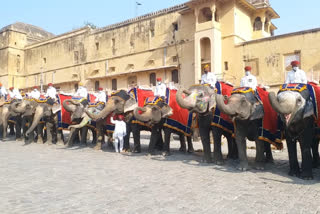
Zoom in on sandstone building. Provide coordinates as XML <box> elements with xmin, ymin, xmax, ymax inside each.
<box><xmin>1</xmin><ymin>0</ymin><xmax>320</xmax><ymax>94</ymax></box>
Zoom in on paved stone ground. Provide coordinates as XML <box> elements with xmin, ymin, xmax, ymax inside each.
<box><xmin>0</xmin><ymin>134</ymin><xmax>320</xmax><ymax>214</ymax></box>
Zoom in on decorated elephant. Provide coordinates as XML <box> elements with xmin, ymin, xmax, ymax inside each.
<box><xmin>216</xmin><ymin>87</ymin><xmax>282</xmax><ymax>170</ymax></box>
<box><xmin>133</xmin><ymin>88</ymin><xmax>194</xmax><ymax>155</ymax></box>
<box><xmin>25</xmin><ymin>97</ymin><xmax>63</xmax><ymax>145</ymax></box>
<box><xmin>0</xmin><ymin>99</ymin><xmax>23</xmax><ymax>141</ymax></box>
<box><xmin>176</xmin><ymin>82</ymin><xmax>237</xmax><ymax>164</ymax></box>
<box><xmin>85</xmin><ymin>90</ymin><xmax>137</xmax><ymax>150</ymax></box>
<box><xmin>269</xmin><ymin>83</ymin><xmax>320</xmax><ymax>179</ymax></box>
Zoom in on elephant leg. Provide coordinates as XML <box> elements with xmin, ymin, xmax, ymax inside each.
<box><xmin>255</xmin><ymin>140</ymin><xmax>266</xmax><ymax>170</ymax></box>
<box><xmin>179</xmin><ymin>134</ymin><xmax>187</xmax><ymax>153</ymax></box>
<box><xmin>299</xmin><ymin>117</ymin><xmax>314</xmax><ymax>180</ymax></box>
<box><xmin>80</xmin><ymin>126</ymin><xmax>88</xmax><ymax>145</ymax></box>
<box><xmin>227</xmin><ymin>134</ymin><xmax>238</xmax><ymax>160</ymax></box>
<box><xmin>212</xmin><ymin>127</ymin><xmax>223</xmax><ymax>165</ymax></box>
<box><xmin>66</xmin><ymin>128</ymin><xmax>78</xmax><ymax>147</ymax></box>
<box><xmin>264</xmin><ymin>142</ymin><xmax>274</xmax><ymax>163</ymax></box>
<box><xmin>9</xmin><ymin>122</ymin><xmax>15</xmax><ymax>136</ymax></box>
<box><xmin>155</xmin><ymin>128</ymin><xmax>164</xmax><ymax>151</ymax></box>
<box><xmin>286</xmin><ymin>138</ymin><xmax>300</xmax><ymax>177</ymax></box>
<box><xmin>36</xmin><ymin>123</ymin><xmax>44</xmax><ymax>144</ymax></box>
<box><xmin>123</xmin><ymin>123</ymin><xmax>131</xmax><ymax>151</ymax></box>
<box><xmin>163</xmin><ymin>128</ymin><xmax>171</xmax><ymax>156</ymax></box>
<box><xmin>15</xmin><ymin>116</ymin><xmax>22</xmax><ymax>140</ymax></box>
<box><xmin>187</xmin><ymin>136</ymin><xmax>194</xmax><ymax>153</ymax></box>
<box><xmin>132</xmin><ymin>125</ymin><xmax>141</xmax><ymax>153</ymax></box>
<box><xmin>198</xmin><ymin>115</ymin><xmax>212</xmax><ymax>163</ymax></box>
<box><xmin>236</xmin><ymin>136</ymin><xmax>248</xmax><ymax>171</ymax></box>
<box><xmin>0</xmin><ymin>124</ymin><xmax>3</xmax><ymax>140</ymax></box>
<box><xmin>94</xmin><ymin>123</ymin><xmax>104</xmax><ymax>150</ymax></box>
<box><xmin>148</xmin><ymin>127</ymin><xmax>159</xmax><ymax>155</ymax></box>
<box><xmin>56</xmin><ymin>128</ymin><xmax>65</xmax><ymax>145</ymax></box>
<box><xmin>312</xmin><ymin>137</ymin><xmax>320</xmax><ymax>168</ymax></box>
<box><xmin>45</xmin><ymin>121</ymin><xmax>54</xmax><ymax>145</ymax></box>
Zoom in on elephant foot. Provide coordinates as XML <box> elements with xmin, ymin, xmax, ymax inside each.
<box><xmin>47</xmin><ymin>141</ymin><xmax>53</xmax><ymax>145</ymax></box>
<box><xmin>255</xmin><ymin>162</ymin><xmax>265</xmax><ymax>170</ymax></box>
<box><xmin>132</xmin><ymin>149</ymin><xmax>141</xmax><ymax>153</ymax></box>
<box><xmin>56</xmin><ymin>140</ymin><xmax>65</xmax><ymax>146</ymax></box>
<box><xmin>93</xmin><ymin>142</ymin><xmax>102</xmax><ymax>150</ymax></box>
<box><xmin>16</xmin><ymin>138</ymin><xmax>23</xmax><ymax>141</ymax></box>
<box><xmin>37</xmin><ymin>139</ymin><xmax>43</xmax><ymax>144</ymax></box>
<box><xmin>213</xmin><ymin>155</ymin><xmax>224</xmax><ymax>165</ymax></box>
<box><xmin>237</xmin><ymin>161</ymin><xmax>249</xmax><ymax>171</ymax></box>
<box><xmin>179</xmin><ymin>146</ymin><xmax>186</xmax><ymax>153</ymax></box>
<box><xmin>201</xmin><ymin>157</ymin><xmax>213</xmax><ymax>164</ymax></box>
<box><xmin>65</xmin><ymin>143</ymin><xmax>73</xmax><ymax>148</ymax></box>
<box><xmin>300</xmin><ymin>171</ymin><xmax>314</xmax><ymax>180</ymax></box>
<box><xmin>288</xmin><ymin>168</ymin><xmax>300</xmax><ymax>177</ymax></box>
<box><xmin>162</xmin><ymin>151</ymin><xmax>170</xmax><ymax>156</ymax></box>
<box><xmin>187</xmin><ymin>147</ymin><xmax>194</xmax><ymax>154</ymax></box>
<box><xmin>227</xmin><ymin>153</ymin><xmax>238</xmax><ymax>160</ymax></box>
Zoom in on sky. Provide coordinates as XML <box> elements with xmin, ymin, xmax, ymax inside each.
<box><xmin>1</xmin><ymin>0</ymin><xmax>320</xmax><ymax>36</ymax></box>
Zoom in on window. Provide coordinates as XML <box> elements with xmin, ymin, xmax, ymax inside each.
<box><xmin>112</xmin><ymin>38</ymin><xmax>116</xmax><ymax>55</ymax></box>
<box><xmin>171</xmin><ymin>70</ymin><xmax>179</xmax><ymax>84</ymax></box>
<box><xmin>244</xmin><ymin>58</ymin><xmax>259</xmax><ymax>76</ymax></box>
<box><xmin>253</xmin><ymin>17</ymin><xmax>262</xmax><ymax>31</ymax></box>
<box><xmin>224</xmin><ymin>62</ymin><xmax>229</xmax><ymax>71</ymax></box>
<box><xmin>95</xmin><ymin>81</ymin><xmax>100</xmax><ymax>91</ymax></box>
<box><xmin>150</xmin><ymin>73</ymin><xmax>156</xmax><ymax>86</ymax></box>
<box><xmin>95</xmin><ymin>42</ymin><xmax>99</xmax><ymax>50</ymax></box>
<box><xmin>112</xmin><ymin>79</ymin><xmax>117</xmax><ymax>90</ymax></box>
<box><xmin>172</xmin><ymin>22</ymin><xmax>178</xmax><ymax>31</ymax></box>
<box><xmin>150</xmin><ymin>29</ymin><xmax>155</xmax><ymax>37</ymax></box>
<box><xmin>109</xmin><ymin>67</ymin><xmax>116</xmax><ymax>72</ymax></box>
<box><xmin>74</xmin><ymin>51</ymin><xmax>79</xmax><ymax>63</ymax></box>
<box><xmin>16</xmin><ymin>55</ymin><xmax>20</xmax><ymax>72</ymax></box>
<box><xmin>172</xmin><ymin>56</ymin><xmax>178</xmax><ymax>63</ymax></box>
<box><xmin>284</xmin><ymin>51</ymin><xmax>301</xmax><ymax>71</ymax></box>
<box><xmin>43</xmin><ymin>58</ymin><xmax>47</xmax><ymax>64</ymax></box>
<box><xmin>74</xmin><ymin>83</ymin><xmax>78</xmax><ymax>91</ymax></box>
<box><xmin>198</xmin><ymin>7</ymin><xmax>212</xmax><ymax>23</ymax></box>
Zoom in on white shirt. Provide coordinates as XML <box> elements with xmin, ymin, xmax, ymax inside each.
<box><xmin>30</xmin><ymin>89</ymin><xmax>40</xmax><ymax>99</ymax></box>
<box><xmin>111</xmin><ymin>117</ymin><xmax>127</xmax><ymax>138</ymax></box>
<box><xmin>285</xmin><ymin>69</ymin><xmax>307</xmax><ymax>84</ymax></box>
<box><xmin>74</xmin><ymin>86</ymin><xmax>88</xmax><ymax>99</ymax></box>
<box><xmin>0</xmin><ymin>87</ymin><xmax>7</xmax><ymax>97</ymax></box>
<box><xmin>95</xmin><ymin>91</ymin><xmax>107</xmax><ymax>103</ymax></box>
<box><xmin>155</xmin><ymin>82</ymin><xmax>167</xmax><ymax>97</ymax></box>
<box><xmin>240</xmin><ymin>74</ymin><xmax>258</xmax><ymax>90</ymax></box>
<box><xmin>45</xmin><ymin>86</ymin><xmax>57</xmax><ymax>99</ymax></box>
<box><xmin>201</xmin><ymin>72</ymin><xmax>217</xmax><ymax>87</ymax></box>
<box><xmin>9</xmin><ymin>89</ymin><xmax>22</xmax><ymax>100</ymax></box>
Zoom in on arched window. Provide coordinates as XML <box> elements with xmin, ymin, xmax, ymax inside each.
<box><xmin>253</xmin><ymin>17</ymin><xmax>262</xmax><ymax>31</ymax></box>
<box><xmin>95</xmin><ymin>81</ymin><xmax>99</xmax><ymax>91</ymax></box>
<box><xmin>171</xmin><ymin>70</ymin><xmax>179</xmax><ymax>84</ymax></box>
<box><xmin>198</xmin><ymin>7</ymin><xmax>212</xmax><ymax>23</ymax></box>
<box><xmin>112</xmin><ymin>79</ymin><xmax>117</xmax><ymax>90</ymax></box>
<box><xmin>74</xmin><ymin>83</ymin><xmax>78</xmax><ymax>92</ymax></box>
<box><xmin>150</xmin><ymin>73</ymin><xmax>156</xmax><ymax>86</ymax></box>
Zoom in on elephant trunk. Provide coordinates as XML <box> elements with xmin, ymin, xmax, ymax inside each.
<box><xmin>133</xmin><ymin>107</ymin><xmax>151</xmax><ymax>122</ymax></box>
<box><xmin>68</xmin><ymin>115</ymin><xmax>91</xmax><ymax>129</ymax></box>
<box><xmin>26</xmin><ymin>106</ymin><xmax>44</xmax><ymax>136</ymax></box>
<box><xmin>85</xmin><ymin>101</ymin><xmax>116</xmax><ymax>121</ymax></box>
<box><xmin>176</xmin><ymin>89</ymin><xmax>194</xmax><ymax>109</ymax></box>
<box><xmin>268</xmin><ymin>92</ymin><xmax>291</xmax><ymax>114</ymax></box>
<box><xmin>63</xmin><ymin>99</ymin><xmax>77</xmax><ymax>113</ymax></box>
<box><xmin>216</xmin><ymin>94</ymin><xmax>236</xmax><ymax>116</ymax></box>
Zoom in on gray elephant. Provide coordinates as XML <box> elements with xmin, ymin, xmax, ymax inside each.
<box><xmin>133</xmin><ymin>91</ymin><xmax>194</xmax><ymax>155</ymax></box>
<box><xmin>269</xmin><ymin>83</ymin><xmax>318</xmax><ymax>179</ymax></box>
<box><xmin>85</xmin><ymin>90</ymin><xmax>137</xmax><ymax>149</ymax></box>
<box><xmin>176</xmin><ymin>83</ymin><xmax>238</xmax><ymax>164</ymax></box>
<box><xmin>0</xmin><ymin>100</ymin><xmax>23</xmax><ymax>140</ymax></box>
<box><xmin>216</xmin><ymin>87</ymin><xmax>280</xmax><ymax>170</ymax></box>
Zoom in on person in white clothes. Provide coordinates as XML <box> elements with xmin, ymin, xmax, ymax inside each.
<box><xmin>0</xmin><ymin>83</ymin><xmax>7</xmax><ymax>98</ymax></box>
<box><xmin>45</xmin><ymin>83</ymin><xmax>57</xmax><ymax>99</ymax></box>
<box><xmin>8</xmin><ymin>87</ymin><xmax>23</xmax><ymax>100</ymax></box>
<box><xmin>201</xmin><ymin>64</ymin><xmax>216</xmax><ymax>87</ymax></box>
<box><xmin>154</xmin><ymin>77</ymin><xmax>166</xmax><ymax>99</ymax></box>
<box><xmin>111</xmin><ymin>114</ymin><xmax>127</xmax><ymax>153</ymax></box>
<box><xmin>74</xmin><ymin>82</ymin><xmax>88</xmax><ymax>106</ymax></box>
<box><xmin>240</xmin><ymin>66</ymin><xmax>258</xmax><ymax>90</ymax></box>
<box><xmin>29</xmin><ymin>86</ymin><xmax>41</xmax><ymax>99</ymax></box>
<box><xmin>285</xmin><ymin>60</ymin><xmax>307</xmax><ymax>84</ymax></box>
<box><xmin>95</xmin><ymin>87</ymin><xmax>107</xmax><ymax>103</ymax></box>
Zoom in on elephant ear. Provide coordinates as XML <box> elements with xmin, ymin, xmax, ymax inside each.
<box><xmin>161</xmin><ymin>105</ymin><xmax>173</xmax><ymax>118</ymax></box>
<box><xmin>250</xmin><ymin>103</ymin><xmax>264</xmax><ymax>120</ymax></box>
<box><xmin>208</xmin><ymin>94</ymin><xmax>216</xmax><ymax>112</ymax></box>
<box><xmin>124</xmin><ymin>97</ymin><xmax>137</xmax><ymax>113</ymax></box>
<box><xmin>52</xmin><ymin>103</ymin><xmax>61</xmax><ymax>114</ymax></box>
<box><xmin>303</xmin><ymin>100</ymin><xmax>314</xmax><ymax>118</ymax></box>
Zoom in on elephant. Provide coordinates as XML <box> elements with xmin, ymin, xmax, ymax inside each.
<box><xmin>62</xmin><ymin>98</ymin><xmax>96</xmax><ymax>147</ymax></box>
<box><xmin>268</xmin><ymin>83</ymin><xmax>318</xmax><ymax>179</ymax></box>
<box><xmin>0</xmin><ymin>100</ymin><xmax>23</xmax><ymax>141</ymax></box>
<box><xmin>216</xmin><ymin>87</ymin><xmax>279</xmax><ymax>171</ymax></box>
<box><xmin>85</xmin><ymin>90</ymin><xmax>137</xmax><ymax>150</ymax></box>
<box><xmin>25</xmin><ymin>100</ymin><xmax>63</xmax><ymax>145</ymax></box>
<box><xmin>133</xmin><ymin>90</ymin><xmax>194</xmax><ymax>155</ymax></box>
<box><xmin>176</xmin><ymin>83</ymin><xmax>237</xmax><ymax>164</ymax></box>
